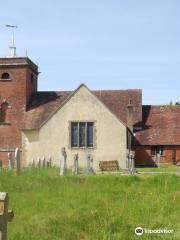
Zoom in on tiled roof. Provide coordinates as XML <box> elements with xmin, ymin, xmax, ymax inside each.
<box><xmin>21</xmin><ymin>87</ymin><xmax>142</xmax><ymax>129</ymax></box>
<box><xmin>135</xmin><ymin>105</ymin><xmax>180</xmax><ymax>145</ymax></box>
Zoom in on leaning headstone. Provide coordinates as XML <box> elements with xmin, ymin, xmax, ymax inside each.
<box><xmin>60</xmin><ymin>147</ymin><xmax>67</xmax><ymax>176</ymax></box>
<box><xmin>15</xmin><ymin>148</ymin><xmax>21</xmax><ymax>174</ymax></box>
<box><xmin>72</xmin><ymin>154</ymin><xmax>78</xmax><ymax>175</ymax></box>
<box><xmin>8</xmin><ymin>153</ymin><xmax>14</xmax><ymax>170</ymax></box>
<box><xmin>0</xmin><ymin>192</ymin><xmax>14</xmax><ymax>240</ymax></box>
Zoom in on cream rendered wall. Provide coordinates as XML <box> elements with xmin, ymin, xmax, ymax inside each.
<box><xmin>22</xmin><ymin>130</ymin><xmax>39</xmax><ymax>166</ymax></box>
<box><xmin>23</xmin><ymin>86</ymin><xmax>127</xmax><ymax>170</ymax></box>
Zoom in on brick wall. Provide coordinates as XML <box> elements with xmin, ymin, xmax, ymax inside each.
<box><xmin>0</xmin><ymin>58</ymin><xmax>38</xmax><ymax>165</ymax></box>
<box><xmin>133</xmin><ymin>145</ymin><xmax>180</xmax><ymax>166</ymax></box>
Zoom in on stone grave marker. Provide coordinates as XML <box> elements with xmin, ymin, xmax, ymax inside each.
<box><xmin>129</xmin><ymin>151</ymin><xmax>135</xmax><ymax>174</ymax></box>
<box><xmin>31</xmin><ymin>158</ymin><xmax>35</xmax><ymax>169</ymax></box>
<box><xmin>60</xmin><ymin>147</ymin><xmax>67</xmax><ymax>176</ymax></box>
<box><xmin>7</xmin><ymin>153</ymin><xmax>14</xmax><ymax>170</ymax></box>
<box><xmin>85</xmin><ymin>152</ymin><xmax>94</xmax><ymax>173</ymax></box>
<box><xmin>156</xmin><ymin>153</ymin><xmax>161</xmax><ymax>167</ymax></box>
<box><xmin>15</xmin><ymin>148</ymin><xmax>21</xmax><ymax>174</ymax></box>
<box><xmin>37</xmin><ymin>157</ymin><xmax>41</xmax><ymax>169</ymax></box>
<box><xmin>42</xmin><ymin>156</ymin><xmax>46</xmax><ymax>168</ymax></box>
<box><xmin>47</xmin><ymin>156</ymin><xmax>52</xmax><ymax>168</ymax></box>
<box><xmin>72</xmin><ymin>153</ymin><xmax>78</xmax><ymax>175</ymax></box>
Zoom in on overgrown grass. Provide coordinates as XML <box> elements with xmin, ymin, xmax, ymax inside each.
<box><xmin>0</xmin><ymin>168</ymin><xmax>179</xmax><ymax>240</ymax></box>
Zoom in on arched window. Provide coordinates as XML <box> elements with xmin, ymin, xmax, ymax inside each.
<box><xmin>0</xmin><ymin>102</ymin><xmax>8</xmax><ymax>122</ymax></box>
<box><xmin>1</xmin><ymin>72</ymin><xmax>10</xmax><ymax>80</ymax></box>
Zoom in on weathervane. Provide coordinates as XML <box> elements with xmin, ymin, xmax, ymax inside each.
<box><xmin>6</xmin><ymin>24</ymin><xmax>18</xmax><ymax>58</ymax></box>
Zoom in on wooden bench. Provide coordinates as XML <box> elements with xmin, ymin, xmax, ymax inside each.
<box><xmin>99</xmin><ymin>160</ymin><xmax>119</xmax><ymax>171</ymax></box>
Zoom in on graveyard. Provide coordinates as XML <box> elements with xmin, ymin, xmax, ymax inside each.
<box><xmin>0</xmin><ymin>166</ymin><xmax>180</xmax><ymax>240</ymax></box>
<box><xmin>0</xmin><ymin>2</ymin><xmax>179</xmax><ymax>238</ymax></box>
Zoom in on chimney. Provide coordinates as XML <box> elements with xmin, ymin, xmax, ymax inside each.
<box><xmin>127</xmin><ymin>100</ymin><xmax>134</xmax><ymax>132</ymax></box>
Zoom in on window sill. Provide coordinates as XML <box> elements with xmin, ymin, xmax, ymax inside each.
<box><xmin>0</xmin><ymin>122</ymin><xmax>11</xmax><ymax>126</ymax></box>
<box><xmin>151</xmin><ymin>155</ymin><xmax>164</xmax><ymax>157</ymax></box>
<box><xmin>71</xmin><ymin>147</ymin><xmax>94</xmax><ymax>150</ymax></box>
<box><xmin>0</xmin><ymin>79</ymin><xmax>12</xmax><ymax>81</ymax></box>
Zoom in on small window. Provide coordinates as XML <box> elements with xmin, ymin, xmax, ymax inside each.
<box><xmin>151</xmin><ymin>146</ymin><xmax>164</xmax><ymax>156</ymax></box>
<box><xmin>1</xmin><ymin>72</ymin><xmax>10</xmax><ymax>80</ymax></box>
<box><xmin>71</xmin><ymin>123</ymin><xmax>78</xmax><ymax>147</ymax></box>
<box><xmin>71</xmin><ymin>122</ymin><xmax>94</xmax><ymax>148</ymax></box>
<box><xmin>0</xmin><ymin>102</ymin><xmax>8</xmax><ymax>122</ymax></box>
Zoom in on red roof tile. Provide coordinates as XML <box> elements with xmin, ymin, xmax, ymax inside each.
<box><xmin>21</xmin><ymin>87</ymin><xmax>142</xmax><ymax>129</ymax></box>
<box><xmin>135</xmin><ymin>105</ymin><xmax>180</xmax><ymax>145</ymax></box>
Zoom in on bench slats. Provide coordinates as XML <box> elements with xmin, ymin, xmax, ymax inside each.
<box><xmin>99</xmin><ymin>160</ymin><xmax>119</xmax><ymax>171</ymax></box>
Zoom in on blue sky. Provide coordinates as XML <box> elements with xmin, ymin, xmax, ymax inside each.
<box><xmin>0</xmin><ymin>0</ymin><xmax>179</xmax><ymax>104</ymax></box>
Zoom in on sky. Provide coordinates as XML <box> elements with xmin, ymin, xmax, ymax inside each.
<box><xmin>0</xmin><ymin>0</ymin><xmax>179</xmax><ymax>104</ymax></box>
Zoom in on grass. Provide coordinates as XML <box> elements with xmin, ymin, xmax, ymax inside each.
<box><xmin>0</xmin><ymin>168</ymin><xmax>180</xmax><ymax>240</ymax></box>
<box><xmin>136</xmin><ymin>164</ymin><xmax>180</xmax><ymax>173</ymax></box>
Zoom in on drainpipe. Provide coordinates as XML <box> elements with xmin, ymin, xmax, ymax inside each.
<box><xmin>126</xmin><ymin>102</ymin><xmax>134</xmax><ymax>154</ymax></box>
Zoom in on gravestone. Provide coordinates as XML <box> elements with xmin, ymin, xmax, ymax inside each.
<box><xmin>126</xmin><ymin>150</ymin><xmax>130</xmax><ymax>169</ymax></box>
<box><xmin>127</xmin><ymin>151</ymin><xmax>135</xmax><ymax>174</ymax></box>
<box><xmin>42</xmin><ymin>156</ymin><xmax>46</xmax><ymax>168</ymax></box>
<box><xmin>72</xmin><ymin>154</ymin><xmax>78</xmax><ymax>175</ymax></box>
<box><xmin>15</xmin><ymin>148</ymin><xmax>21</xmax><ymax>174</ymax></box>
<box><xmin>85</xmin><ymin>152</ymin><xmax>94</xmax><ymax>173</ymax></box>
<box><xmin>129</xmin><ymin>151</ymin><xmax>135</xmax><ymax>174</ymax></box>
<box><xmin>37</xmin><ymin>157</ymin><xmax>41</xmax><ymax>169</ymax></box>
<box><xmin>49</xmin><ymin>157</ymin><xmax>52</xmax><ymax>167</ymax></box>
<box><xmin>126</xmin><ymin>150</ymin><xmax>135</xmax><ymax>174</ymax></box>
<box><xmin>60</xmin><ymin>147</ymin><xmax>67</xmax><ymax>176</ymax></box>
<box><xmin>0</xmin><ymin>192</ymin><xmax>14</xmax><ymax>240</ymax></box>
<box><xmin>156</xmin><ymin>153</ymin><xmax>161</xmax><ymax>167</ymax></box>
<box><xmin>47</xmin><ymin>156</ymin><xmax>52</xmax><ymax>168</ymax></box>
<box><xmin>7</xmin><ymin>153</ymin><xmax>14</xmax><ymax>170</ymax></box>
<box><xmin>31</xmin><ymin>158</ymin><xmax>35</xmax><ymax>169</ymax></box>
<box><xmin>90</xmin><ymin>155</ymin><xmax>94</xmax><ymax>173</ymax></box>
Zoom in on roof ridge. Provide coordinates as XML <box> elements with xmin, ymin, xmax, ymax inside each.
<box><xmin>143</xmin><ymin>105</ymin><xmax>180</xmax><ymax>107</ymax></box>
<box><xmin>93</xmin><ymin>89</ymin><xmax>142</xmax><ymax>92</ymax></box>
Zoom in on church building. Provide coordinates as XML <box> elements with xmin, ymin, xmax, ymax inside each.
<box><xmin>0</xmin><ymin>56</ymin><xmax>180</xmax><ymax>170</ymax></box>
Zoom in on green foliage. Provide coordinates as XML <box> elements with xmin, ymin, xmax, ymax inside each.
<box><xmin>0</xmin><ymin>168</ymin><xmax>179</xmax><ymax>240</ymax></box>
<box><xmin>169</xmin><ymin>101</ymin><xmax>180</xmax><ymax>105</ymax></box>
<box><xmin>175</xmin><ymin>102</ymin><xmax>180</xmax><ymax>105</ymax></box>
